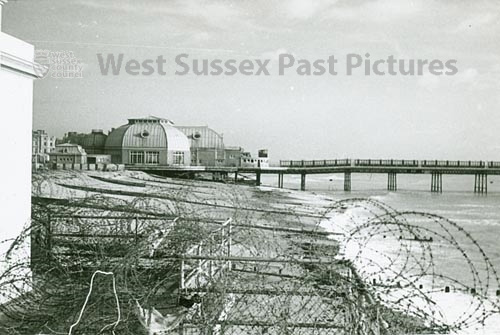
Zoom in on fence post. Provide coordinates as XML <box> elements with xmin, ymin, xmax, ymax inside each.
<box><xmin>227</xmin><ymin>219</ymin><xmax>232</xmax><ymax>270</ymax></box>
<box><xmin>180</xmin><ymin>257</ymin><xmax>185</xmax><ymax>290</ymax></box>
<box><xmin>134</xmin><ymin>216</ymin><xmax>139</xmax><ymax>248</ymax></box>
<box><xmin>197</xmin><ymin>244</ymin><xmax>202</xmax><ymax>288</ymax></box>
<box><xmin>221</xmin><ymin>223</ymin><xmax>225</xmax><ymax>250</ymax></box>
<box><xmin>46</xmin><ymin>212</ymin><xmax>52</xmax><ymax>259</ymax></box>
<box><xmin>209</xmin><ymin>236</ymin><xmax>214</xmax><ymax>281</ymax></box>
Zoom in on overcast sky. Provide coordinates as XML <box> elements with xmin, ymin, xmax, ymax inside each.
<box><xmin>4</xmin><ymin>0</ymin><xmax>500</xmax><ymax>160</ymax></box>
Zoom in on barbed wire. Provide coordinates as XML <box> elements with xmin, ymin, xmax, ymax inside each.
<box><xmin>0</xmin><ymin>171</ymin><xmax>498</xmax><ymax>334</ymax></box>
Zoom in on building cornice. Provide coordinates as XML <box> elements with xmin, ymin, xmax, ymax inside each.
<box><xmin>0</xmin><ymin>51</ymin><xmax>47</xmax><ymax>79</ymax></box>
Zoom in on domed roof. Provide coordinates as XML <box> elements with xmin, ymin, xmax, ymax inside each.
<box><xmin>82</xmin><ymin>129</ymin><xmax>107</xmax><ymax>148</ymax></box>
<box><xmin>105</xmin><ymin>117</ymin><xmax>190</xmax><ymax>151</ymax></box>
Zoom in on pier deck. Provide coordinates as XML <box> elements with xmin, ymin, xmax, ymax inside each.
<box><xmin>127</xmin><ymin>159</ymin><xmax>500</xmax><ymax>193</ymax></box>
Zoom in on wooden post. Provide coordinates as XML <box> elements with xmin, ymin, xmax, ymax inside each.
<box><xmin>180</xmin><ymin>257</ymin><xmax>185</xmax><ymax>290</ymax></box>
<box><xmin>221</xmin><ymin>224</ymin><xmax>225</xmax><ymax>249</ymax></box>
<box><xmin>300</xmin><ymin>173</ymin><xmax>306</xmax><ymax>191</ymax></box>
<box><xmin>46</xmin><ymin>212</ymin><xmax>52</xmax><ymax>259</ymax></box>
<box><xmin>227</xmin><ymin>219</ymin><xmax>232</xmax><ymax>270</ymax></box>
<box><xmin>431</xmin><ymin>173</ymin><xmax>442</xmax><ymax>193</ymax></box>
<box><xmin>209</xmin><ymin>236</ymin><xmax>214</xmax><ymax>280</ymax></box>
<box><xmin>278</xmin><ymin>173</ymin><xmax>284</xmax><ymax>188</ymax></box>
<box><xmin>256</xmin><ymin>171</ymin><xmax>261</xmax><ymax>186</ymax></box>
<box><xmin>134</xmin><ymin>216</ymin><xmax>139</xmax><ymax>248</ymax></box>
<box><xmin>344</xmin><ymin>172</ymin><xmax>351</xmax><ymax>191</ymax></box>
<box><xmin>387</xmin><ymin>173</ymin><xmax>397</xmax><ymax>191</ymax></box>
<box><xmin>475</xmin><ymin>174</ymin><xmax>488</xmax><ymax>194</ymax></box>
<box><xmin>197</xmin><ymin>244</ymin><xmax>202</xmax><ymax>288</ymax></box>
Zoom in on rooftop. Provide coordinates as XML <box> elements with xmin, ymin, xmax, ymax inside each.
<box><xmin>128</xmin><ymin>116</ymin><xmax>174</xmax><ymax>125</ymax></box>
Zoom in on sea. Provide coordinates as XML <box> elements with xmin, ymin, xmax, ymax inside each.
<box><xmin>260</xmin><ymin>173</ymin><xmax>500</xmax><ymax>334</ymax></box>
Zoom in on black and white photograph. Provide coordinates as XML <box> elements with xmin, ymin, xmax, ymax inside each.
<box><xmin>1</xmin><ymin>1</ymin><xmax>500</xmax><ymax>334</ymax></box>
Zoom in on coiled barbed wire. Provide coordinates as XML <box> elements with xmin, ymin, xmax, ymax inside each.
<box><xmin>0</xmin><ymin>171</ymin><xmax>498</xmax><ymax>334</ymax></box>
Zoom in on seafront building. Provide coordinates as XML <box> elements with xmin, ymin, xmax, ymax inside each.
<box><xmin>54</xmin><ymin>116</ymin><xmax>267</xmax><ymax>169</ymax></box>
<box><xmin>241</xmin><ymin>149</ymin><xmax>270</xmax><ymax>168</ymax></box>
<box><xmin>224</xmin><ymin>146</ymin><xmax>245</xmax><ymax>167</ymax></box>
<box><xmin>49</xmin><ymin>143</ymin><xmax>88</xmax><ymax>165</ymax></box>
<box><xmin>81</xmin><ymin>129</ymin><xmax>107</xmax><ymax>154</ymax></box>
<box><xmin>104</xmin><ymin>116</ymin><xmax>191</xmax><ymax>166</ymax></box>
<box><xmin>60</xmin><ymin>129</ymin><xmax>108</xmax><ymax>154</ymax></box>
<box><xmin>175</xmin><ymin>125</ymin><xmax>225</xmax><ymax>166</ymax></box>
<box><xmin>32</xmin><ymin>129</ymin><xmax>56</xmax><ymax>164</ymax></box>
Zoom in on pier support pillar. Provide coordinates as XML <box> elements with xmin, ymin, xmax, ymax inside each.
<box><xmin>234</xmin><ymin>172</ymin><xmax>238</xmax><ymax>184</ymax></box>
<box><xmin>474</xmin><ymin>173</ymin><xmax>488</xmax><ymax>194</ymax></box>
<box><xmin>300</xmin><ymin>173</ymin><xmax>306</xmax><ymax>191</ymax></box>
<box><xmin>431</xmin><ymin>173</ymin><xmax>442</xmax><ymax>193</ymax></box>
<box><xmin>387</xmin><ymin>173</ymin><xmax>397</xmax><ymax>191</ymax></box>
<box><xmin>256</xmin><ymin>171</ymin><xmax>261</xmax><ymax>186</ymax></box>
<box><xmin>277</xmin><ymin>173</ymin><xmax>284</xmax><ymax>188</ymax></box>
<box><xmin>344</xmin><ymin>172</ymin><xmax>351</xmax><ymax>192</ymax></box>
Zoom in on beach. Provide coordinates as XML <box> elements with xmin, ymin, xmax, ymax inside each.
<box><xmin>2</xmin><ymin>169</ymin><xmax>498</xmax><ymax>334</ymax></box>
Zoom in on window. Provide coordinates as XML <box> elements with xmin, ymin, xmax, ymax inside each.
<box><xmin>173</xmin><ymin>151</ymin><xmax>184</xmax><ymax>165</ymax></box>
<box><xmin>145</xmin><ymin>151</ymin><xmax>159</xmax><ymax>164</ymax></box>
<box><xmin>130</xmin><ymin>151</ymin><xmax>144</xmax><ymax>164</ymax></box>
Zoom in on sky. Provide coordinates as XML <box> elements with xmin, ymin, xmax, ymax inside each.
<box><xmin>3</xmin><ymin>0</ymin><xmax>500</xmax><ymax>161</ymax></box>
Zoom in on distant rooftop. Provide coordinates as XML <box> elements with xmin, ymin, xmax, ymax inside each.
<box><xmin>56</xmin><ymin>143</ymin><xmax>80</xmax><ymax>147</ymax></box>
<box><xmin>128</xmin><ymin>116</ymin><xmax>174</xmax><ymax>125</ymax></box>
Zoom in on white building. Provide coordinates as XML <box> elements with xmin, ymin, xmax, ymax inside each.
<box><xmin>49</xmin><ymin>143</ymin><xmax>88</xmax><ymax>165</ymax></box>
<box><xmin>241</xmin><ymin>149</ymin><xmax>270</xmax><ymax>168</ymax></box>
<box><xmin>105</xmin><ymin>116</ymin><xmax>191</xmax><ymax>166</ymax></box>
<box><xmin>32</xmin><ymin>129</ymin><xmax>56</xmax><ymax>164</ymax></box>
<box><xmin>0</xmin><ymin>0</ymin><xmax>45</xmax><ymax>303</ymax></box>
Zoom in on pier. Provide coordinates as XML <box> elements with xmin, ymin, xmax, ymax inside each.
<box><xmin>127</xmin><ymin>159</ymin><xmax>500</xmax><ymax>193</ymax></box>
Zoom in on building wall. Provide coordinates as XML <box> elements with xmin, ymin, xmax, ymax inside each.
<box><xmin>32</xmin><ymin>130</ymin><xmax>56</xmax><ymax>154</ymax></box>
<box><xmin>167</xmin><ymin>149</ymin><xmax>193</xmax><ymax>166</ymax></box>
<box><xmin>50</xmin><ymin>144</ymin><xmax>88</xmax><ymax>165</ymax></box>
<box><xmin>0</xmin><ymin>54</ymin><xmax>33</xmax><ymax>248</ymax></box>
<box><xmin>0</xmin><ymin>14</ymin><xmax>42</xmax><ymax>303</ymax></box>
<box><xmin>192</xmin><ymin>148</ymin><xmax>225</xmax><ymax>166</ymax></box>
<box><xmin>176</xmin><ymin>126</ymin><xmax>225</xmax><ymax>166</ymax></box>
<box><xmin>32</xmin><ymin>130</ymin><xmax>56</xmax><ymax>164</ymax></box>
<box><xmin>106</xmin><ymin>148</ymin><xmax>123</xmax><ymax>164</ymax></box>
<box><xmin>87</xmin><ymin>155</ymin><xmax>111</xmax><ymax>164</ymax></box>
<box><xmin>224</xmin><ymin>147</ymin><xmax>244</xmax><ymax>167</ymax></box>
<box><xmin>51</xmin><ymin>154</ymin><xmax>87</xmax><ymax>165</ymax></box>
<box><xmin>120</xmin><ymin>148</ymin><xmax>169</xmax><ymax>165</ymax></box>
<box><xmin>241</xmin><ymin>156</ymin><xmax>270</xmax><ymax>168</ymax></box>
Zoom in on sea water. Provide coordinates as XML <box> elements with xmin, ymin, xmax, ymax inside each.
<box><xmin>261</xmin><ymin>173</ymin><xmax>500</xmax><ymax>334</ymax></box>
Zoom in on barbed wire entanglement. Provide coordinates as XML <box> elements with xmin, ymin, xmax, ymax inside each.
<box><xmin>322</xmin><ymin>198</ymin><xmax>500</xmax><ymax>333</ymax></box>
<box><xmin>0</xmin><ymin>170</ymin><xmax>498</xmax><ymax>334</ymax></box>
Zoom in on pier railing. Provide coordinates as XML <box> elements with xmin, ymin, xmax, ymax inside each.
<box><xmin>355</xmin><ymin>159</ymin><xmax>419</xmax><ymax>167</ymax></box>
<box><xmin>279</xmin><ymin>159</ymin><xmax>351</xmax><ymax>167</ymax></box>
<box><xmin>421</xmin><ymin>160</ymin><xmax>486</xmax><ymax>168</ymax></box>
<box><xmin>280</xmin><ymin>159</ymin><xmax>500</xmax><ymax>169</ymax></box>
